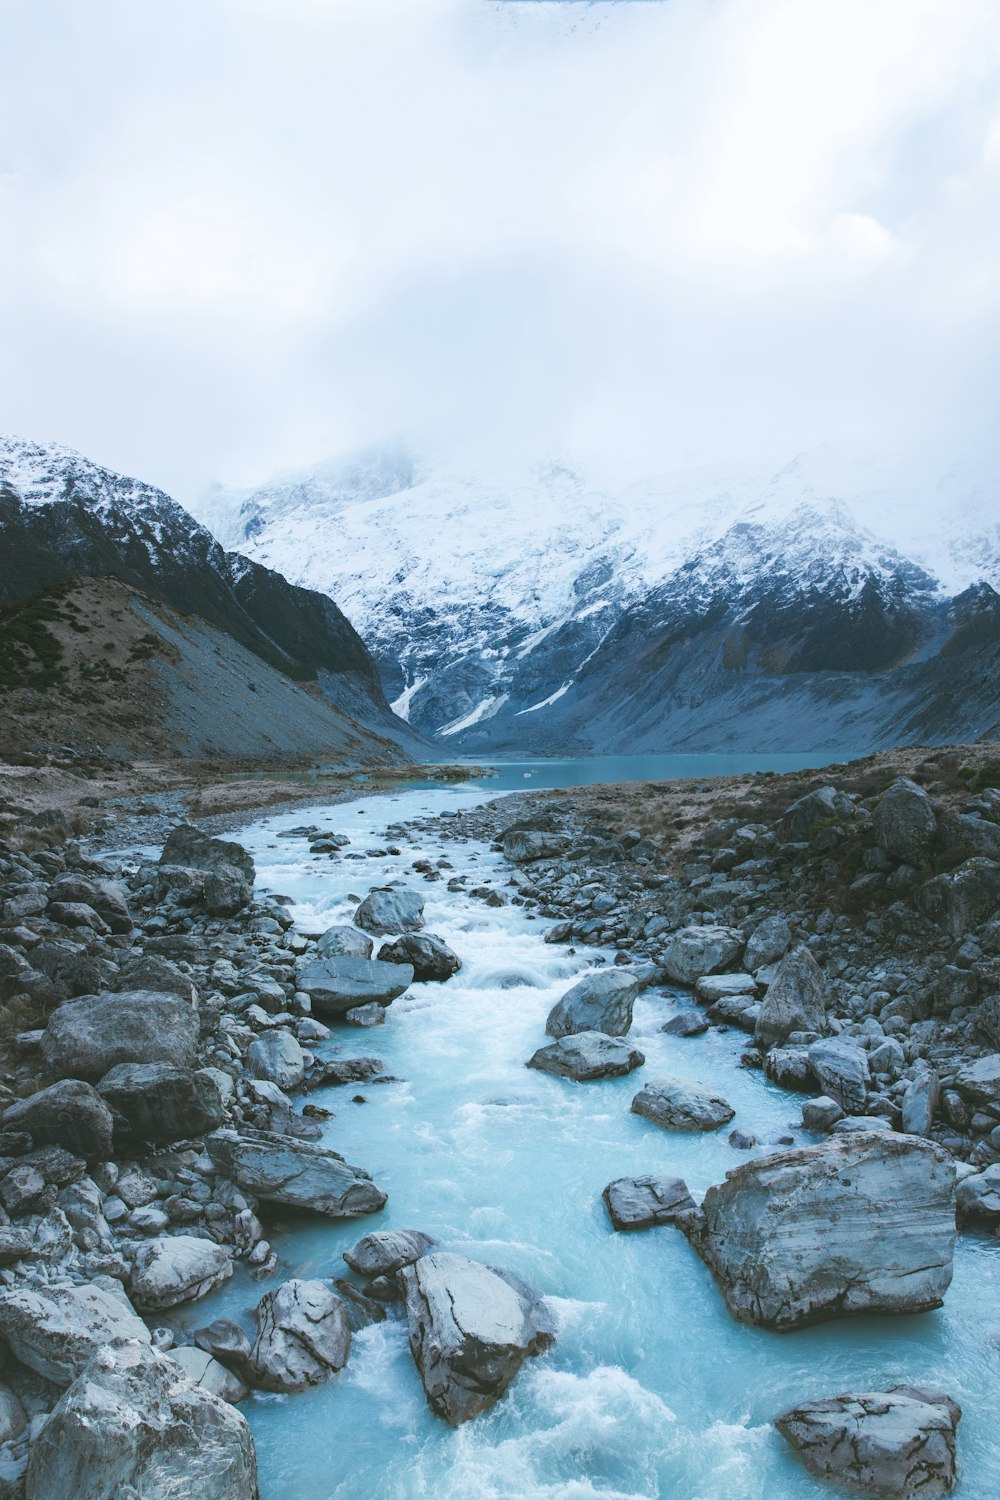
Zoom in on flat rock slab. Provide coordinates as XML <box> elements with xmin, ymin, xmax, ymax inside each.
<box><xmin>776</xmin><ymin>1385</ymin><xmax>960</xmax><ymax>1499</ymax></box>
<box><xmin>631</xmin><ymin>1075</ymin><xmax>735</xmax><ymax>1132</ymax></box>
<box><xmin>401</xmin><ymin>1252</ymin><xmax>555</xmax><ymax>1426</ymax></box>
<box><xmin>0</xmin><ymin>1281</ymin><xmax>150</xmax><ymax>1386</ymax></box>
<box><xmin>207</xmin><ymin>1127</ymin><xmax>387</xmax><ymax>1217</ymax></box>
<box><xmin>344</xmin><ymin>1228</ymin><xmax>438</xmax><ymax>1278</ymax></box>
<box><xmin>544</xmin><ymin>969</ymin><xmax>641</xmax><ymax>1040</ymax></box>
<box><xmin>130</xmin><ymin>1235</ymin><xmax>234</xmax><ymax>1311</ymax></box>
<box><xmin>40</xmin><ymin>988</ymin><xmax>199</xmax><ymax>1081</ymax></box>
<box><xmin>528</xmin><ymin>1031</ymin><xmax>645</xmax><ymax>1081</ymax></box>
<box><xmin>603</xmin><ymin>1175</ymin><xmax>698</xmax><ymax>1231</ymax></box>
<box><xmin>296</xmin><ymin>956</ymin><xmax>413</xmax><ymax>1016</ymax></box>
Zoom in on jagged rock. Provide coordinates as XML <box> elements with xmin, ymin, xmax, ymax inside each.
<box><xmin>755</xmin><ymin>946</ymin><xmax>827</xmax><ymax>1049</ymax></box>
<box><xmin>744</xmin><ymin>915</ymin><xmax>792</xmax><ymax>971</ymax></box>
<box><xmin>917</xmin><ymin>858</ymin><xmax>1000</xmax><ymax>940</ymax></box>
<box><xmin>764</xmin><ymin>1044</ymin><xmax>814</xmax><ymax>1091</ymax></box>
<box><xmin>170</xmin><ymin>1346</ymin><xmax>248</xmax><ymax>1404</ymax></box>
<box><xmin>689</xmin><ymin>1133</ymin><xmax>956</xmax><ymax>1330</ymax></box>
<box><xmin>315</xmin><ymin>925</ymin><xmax>373</xmax><ymax>959</ymax></box>
<box><xmin>0</xmin><ymin>1388</ymin><xmax>25</xmax><ymax>1445</ymax></box>
<box><xmin>343</xmin><ymin>1228</ymin><xmax>438</xmax><ymax>1277</ymax></box>
<box><xmin>775</xmin><ymin>1386</ymin><xmax>960</xmax><ymax>1499</ymax></box>
<box><xmin>206</xmin><ymin>1128</ymin><xmax>387</xmax><ymax>1216</ymax></box>
<box><xmin>661</xmin><ymin>1008</ymin><xmax>709</xmax><ymax>1037</ymax></box>
<box><xmin>544</xmin><ymin>969</ymin><xmax>641</xmax><ymax>1039</ymax></box>
<box><xmin>660</xmin><ymin>926</ymin><xmax>743</xmax><ymax>985</ymax></box>
<box><xmin>354</xmin><ymin>888</ymin><xmax>425</xmax><ymax>935</ymax></box>
<box><xmin>1</xmin><ymin>1080</ymin><xmax>114</xmax><ymax>1161</ymax></box>
<box><xmin>400</xmin><ymin>1252</ymin><xmax>555</xmax><ymax>1425</ymax></box>
<box><xmin>873</xmin><ymin>778</ymin><xmax>938</xmax><ymax>865</ymax></box>
<box><xmin>0</xmin><ymin>1281</ymin><xmax>150</xmax><ymax>1385</ymax></box>
<box><xmin>602</xmin><ymin>1175</ymin><xmax>697</xmax><ymax>1230</ymax></box>
<box><xmin>247</xmin><ymin>1280</ymin><xmax>351</xmax><ymax>1392</ymax></box>
<box><xmin>203</xmin><ymin>869</ymin><xmax>253</xmax><ymax>917</ymax></box>
<box><xmin>527</xmin><ymin>1031</ymin><xmax>644</xmax><ymax>1080</ymax></box>
<box><xmin>901</xmin><ymin>1071</ymin><xmax>940</xmax><ymax>1137</ymax></box>
<box><xmin>130</xmin><ymin>1236</ymin><xmax>234</xmax><ymax>1311</ymax></box>
<box><xmin>246</xmin><ymin>1029</ymin><xmax>305</xmax><ymax>1091</ymax></box>
<box><xmin>780</xmin><ymin>786</ymin><xmax>855</xmax><ymax>843</ymax></box>
<box><xmin>956</xmin><ymin>1163</ymin><xmax>1000</xmax><ymax>1222</ymax></box>
<box><xmin>160</xmin><ymin>825</ymin><xmax>255</xmax><ymax>884</ymax></box>
<box><xmin>631</xmin><ymin>1075</ymin><xmax>735</xmax><ymax>1131</ymax></box>
<box><xmin>503</xmin><ymin>830</ymin><xmax>569</xmax><ymax>864</ymax></box>
<box><xmin>25</xmin><ymin>1342</ymin><xmax>258</xmax><ymax>1500</ymax></box>
<box><xmin>97</xmin><ymin>1063</ymin><xmax>225</xmax><ymax>1143</ymax></box>
<box><xmin>807</xmin><ymin>1036</ymin><xmax>871</xmax><ymax>1114</ymax></box>
<box><xmin>49</xmin><ymin>874</ymin><xmax>132</xmax><ymax>934</ymax></box>
<box><xmin>40</xmin><ymin>989</ymin><xmax>198</xmax><ymax>1081</ymax></box>
<box><xmin>377</xmin><ymin>933</ymin><xmax>461</xmax><ymax>981</ymax></box>
<box><xmin>295</xmin><ymin>956</ymin><xmax>413</xmax><ymax>1016</ymax></box>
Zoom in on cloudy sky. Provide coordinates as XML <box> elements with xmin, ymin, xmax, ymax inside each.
<box><xmin>1</xmin><ymin>0</ymin><xmax>999</xmax><ymax>501</ymax></box>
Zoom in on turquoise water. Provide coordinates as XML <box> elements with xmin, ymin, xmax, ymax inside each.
<box><xmin>457</xmin><ymin>751</ymin><xmax>857</xmax><ymax>793</ymax></box>
<box><xmin>188</xmin><ymin>781</ymin><xmax>1000</xmax><ymax>1499</ymax></box>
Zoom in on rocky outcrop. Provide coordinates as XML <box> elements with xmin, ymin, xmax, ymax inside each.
<box><xmin>130</xmin><ymin>1235</ymin><xmax>234</xmax><ymax>1311</ymax></box>
<box><xmin>527</xmin><ymin>1031</ymin><xmax>644</xmax><ymax>1081</ymax></box>
<box><xmin>754</xmin><ymin>945</ymin><xmax>827</xmax><ymax>1049</ymax></box>
<box><xmin>97</xmin><ymin>1062</ymin><xmax>225</xmax><ymax>1143</ymax></box>
<box><xmin>343</xmin><ymin>1228</ymin><xmax>438</xmax><ymax>1278</ymax></box>
<box><xmin>40</xmin><ymin>988</ymin><xmax>199</xmax><ymax>1080</ymax></box>
<box><xmin>544</xmin><ymin>968</ymin><xmax>641</xmax><ymax>1039</ymax></box>
<box><xmin>0</xmin><ymin>1281</ymin><xmax>150</xmax><ymax>1385</ymax></box>
<box><xmin>354</xmin><ymin>888</ymin><xmax>425</xmax><ymax>936</ymax></box>
<box><xmin>631</xmin><ymin>1076</ymin><xmax>735</xmax><ymax>1132</ymax></box>
<box><xmin>247</xmin><ymin>1280</ymin><xmax>351</xmax><ymax>1392</ymax></box>
<box><xmin>660</xmin><ymin>926</ymin><xmax>743</xmax><ymax>985</ymax></box>
<box><xmin>400</xmin><ymin>1252</ymin><xmax>555</xmax><ymax>1425</ymax></box>
<box><xmin>295</xmin><ymin>956</ymin><xmax>413</xmax><ymax>1015</ymax></box>
<box><xmin>206</xmin><ymin>1128</ymin><xmax>387</xmax><ymax>1217</ymax></box>
<box><xmin>377</xmin><ymin>933</ymin><xmax>461</xmax><ymax>981</ymax></box>
<box><xmin>602</xmin><ymin>1175</ymin><xmax>698</xmax><ymax>1231</ymax></box>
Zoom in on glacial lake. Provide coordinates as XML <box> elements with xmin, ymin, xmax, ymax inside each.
<box><xmin>455</xmin><ymin>750</ymin><xmax>857</xmax><ymax>793</ymax></box>
<box><xmin>185</xmin><ymin>773</ymin><xmax>1000</xmax><ymax>1500</ymax></box>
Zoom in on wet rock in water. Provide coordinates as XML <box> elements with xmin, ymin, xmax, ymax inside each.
<box><xmin>544</xmin><ymin>968</ymin><xmax>641</xmax><ymax>1039</ymax></box>
<box><xmin>1</xmin><ymin>1079</ymin><xmax>114</xmax><ymax>1161</ymax></box>
<box><xmin>660</xmin><ymin>926</ymin><xmax>743</xmax><ymax>986</ymax></box>
<box><xmin>775</xmin><ymin>1385</ymin><xmax>960</xmax><ymax>1499</ymax></box>
<box><xmin>343</xmin><ymin>1228</ymin><xmax>438</xmax><ymax>1278</ymax></box>
<box><xmin>207</xmin><ymin>1127</ymin><xmax>387</xmax><ymax>1217</ymax></box>
<box><xmin>631</xmin><ymin>1075</ymin><xmax>735</xmax><ymax>1132</ymax></box>
<box><xmin>25</xmin><ymin>1341</ymin><xmax>258</xmax><ymax>1500</ymax></box>
<box><xmin>377</xmin><ymin>933</ymin><xmax>462</xmax><ymax>981</ymax></box>
<box><xmin>688</xmin><ymin>1132</ymin><xmax>956</xmax><ymax>1330</ymax></box>
<box><xmin>296</xmin><ymin>956</ymin><xmax>413</xmax><ymax>1016</ymax></box>
<box><xmin>194</xmin><ymin>1319</ymin><xmax>253</xmax><ymax>1368</ymax></box>
<box><xmin>779</xmin><ymin>786</ymin><xmax>855</xmax><ymax>843</ymax></box>
<box><xmin>706</xmin><ymin>996</ymin><xmax>760</xmax><ymax>1030</ymax></box>
<box><xmin>661</xmin><ymin>1009</ymin><xmax>709</xmax><ymax>1037</ymax></box>
<box><xmin>97</xmin><ymin>1063</ymin><xmax>225</xmax><ymax>1143</ymax></box>
<box><xmin>247</xmin><ymin>1280</ymin><xmax>352</xmax><ymax>1392</ymax></box>
<box><xmin>315</xmin><ymin>925</ymin><xmax>373</xmax><ymax>959</ymax></box>
<box><xmin>0</xmin><ymin>1281</ymin><xmax>150</xmax><ymax>1385</ymax></box>
<box><xmin>345</xmin><ymin>1002</ymin><xmax>385</xmax><ymax>1027</ymax></box>
<box><xmin>744</xmin><ymin>915</ymin><xmax>792</xmax><ymax>971</ymax></box>
<box><xmin>247</xmin><ymin>1029</ymin><xmax>305</xmax><ymax>1091</ymax></box>
<box><xmin>763</xmin><ymin>1045</ymin><xmax>814</xmax><ymax>1092</ymax></box>
<box><xmin>873</xmin><ymin>777</ymin><xmax>938</xmax><ymax>866</ymax></box>
<box><xmin>130</xmin><ymin>1235</ymin><xmax>234</xmax><ymax>1311</ymax></box>
<box><xmin>754</xmin><ymin>946</ymin><xmax>827</xmax><ymax>1049</ymax></box>
<box><xmin>916</xmin><ymin>858</ymin><xmax>1000</xmax><ymax>940</ymax></box>
<box><xmin>602</xmin><ymin>1175</ymin><xmax>697</xmax><ymax>1231</ymax></box>
<box><xmin>802</xmin><ymin>1096</ymin><xmax>844</xmax><ymax>1131</ymax></box>
<box><xmin>400</xmin><ymin>1251</ymin><xmax>555</xmax><ymax>1426</ymax></box>
<box><xmin>40</xmin><ymin>989</ymin><xmax>199</xmax><ymax>1081</ymax></box>
<box><xmin>503</xmin><ymin>829</ymin><xmax>569</xmax><ymax>864</ymax></box>
<box><xmin>354</xmin><ymin>888</ymin><xmax>425</xmax><ymax>936</ymax></box>
<box><xmin>170</xmin><ymin>1346</ymin><xmax>248</xmax><ymax>1404</ymax></box>
<box><xmin>694</xmin><ymin>973</ymin><xmax>756</xmax><ymax>1004</ymax></box>
<box><xmin>527</xmin><ymin>1031</ymin><xmax>645</xmax><ymax>1081</ymax></box>
<box><xmin>807</xmin><ymin>1036</ymin><xmax>871</xmax><ymax>1115</ymax></box>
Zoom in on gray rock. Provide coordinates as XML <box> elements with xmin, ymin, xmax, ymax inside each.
<box><xmin>207</xmin><ymin>1127</ymin><xmax>387</xmax><ymax>1216</ymax></box>
<box><xmin>0</xmin><ymin>1281</ymin><xmax>150</xmax><ymax>1385</ymax></box>
<box><xmin>544</xmin><ymin>969</ymin><xmax>641</xmax><ymax>1039</ymax></box>
<box><xmin>296</xmin><ymin>956</ymin><xmax>413</xmax><ymax>1016</ymax></box>
<box><xmin>203</xmin><ymin>869</ymin><xmax>252</xmax><ymax>918</ymax></box>
<box><xmin>901</xmin><ymin>1071</ymin><xmax>940</xmax><ymax>1137</ymax></box>
<box><xmin>694</xmin><ymin>973</ymin><xmax>756</xmax><ymax>1003</ymax></box>
<box><xmin>661</xmin><ymin>1008</ymin><xmax>710</xmax><ymax>1037</ymax></box>
<box><xmin>953</xmin><ymin>1054</ymin><xmax>1000</xmax><ymax>1109</ymax></box>
<box><xmin>377</xmin><ymin>933</ymin><xmax>461</xmax><ymax>981</ymax></box>
<box><xmin>755</xmin><ymin>946</ymin><xmax>827</xmax><ymax>1049</ymax></box>
<box><xmin>50</xmin><ymin>874</ymin><xmax>132</xmax><ymax>934</ymax></box>
<box><xmin>502</xmin><ymin>830</ymin><xmax>569</xmax><ymax>864</ymax></box>
<box><xmin>131</xmin><ymin>1235</ymin><xmax>234</xmax><ymax>1311</ymax></box>
<box><xmin>0</xmin><ymin>1388</ymin><xmax>25</xmax><ymax>1445</ymax></box>
<box><xmin>873</xmin><ymin>778</ymin><xmax>938</xmax><ymax>865</ymax></box>
<box><xmin>194</xmin><ymin>1319</ymin><xmax>252</xmax><ymax>1366</ymax></box>
<box><xmin>956</xmin><ymin>1163</ymin><xmax>1000</xmax><ymax>1222</ymax></box>
<box><xmin>780</xmin><ymin>786</ymin><xmax>855</xmax><ymax>843</ymax></box>
<box><xmin>807</xmin><ymin>1036</ymin><xmax>871</xmax><ymax>1114</ymax></box>
<box><xmin>938</xmin><ymin>810</ymin><xmax>1000</xmax><ymax>862</ymax></box>
<box><xmin>602</xmin><ymin>1175</ymin><xmax>697</xmax><ymax>1230</ymax></box>
<box><xmin>763</xmin><ymin>1044</ymin><xmax>815</xmax><ymax>1091</ymax></box>
<box><xmin>247</xmin><ymin>1280</ymin><xmax>351</xmax><ymax>1392</ymax></box>
<box><xmin>343</xmin><ymin>1228</ymin><xmax>438</xmax><ymax>1278</ymax></box>
<box><xmin>660</xmin><ymin>926</ymin><xmax>743</xmax><ymax>985</ymax></box>
<box><xmin>802</xmin><ymin>1096</ymin><xmax>844</xmax><ymax>1131</ymax></box>
<box><xmin>115</xmin><ymin>954</ymin><xmax>198</xmax><ymax>1004</ymax></box>
<box><xmin>25</xmin><ymin>1342</ymin><xmax>258</xmax><ymax>1500</ymax></box>
<box><xmin>775</xmin><ymin>1386</ymin><xmax>960</xmax><ymax>1499</ymax></box>
<box><xmin>832</xmin><ymin>1115</ymin><xmax>894</xmax><ymax>1134</ymax></box>
<box><xmin>40</xmin><ymin>989</ymin><xmax>198</xmax><ymax>1081</ymax></box>
<box><xmin>170</xmin><ymin>1346</ymin><xmax>248</xmax><ymax>1404</ymax></box>
<box><xmin>345</xmin><ymin>1002</ymin><xmax>385</xmax><ymax>1027</ymax></box>
<box><xmin>744</xmin><ymin>915</ymin><xmax>792</xmax><ymax>971</ymax></box>
<box><xmin>160</xmin><ymin>825</ymin><xmax>255</xmax><ymax>884</ymax></box>
<box><xmin>354</xmin><ymin>888</ymin><xmax>425</xmax><ymax>936</ymax></box>
<box><xmin>631</xmin><ymin>1075</ymin><xmax>735</xmax><ymax>1132</ymax></box>
<box><xmin>315</xmin><ymin>925</ymin><xmax>373</xmax><ymax>959</ymax></box>
<box><xmin>1</xmin><ymin>1080</ymin><xmax>114</xmax><ymax>1161</ymax></box>
<box><xmin>690</xmin><ymin>1133</ymin><xmax>956</xmax><ymax>1330</ymax></box>
<box><xmin>400</xmin><ymin>1251</ymin><xmax>554</xmax><ymax>1425</ymax></box>
<box><xmin>527</xmin><ymin>1031</ymin><xmax>645</xmax><ymax>1081</ymax></box>
<box><xmin>97</xmin><ymin>1063</ymin><xmax>225</xmax><ymax>1143</ymax></box>
<box><xmin>917</xmin><ymin>858</ymin><xmax>1000</xmax><ymax>940</ymax></box>
<box><xmin>246</xmin><ymin>1029</ymin><xmax>305</xmax><ymax>1091</ymax></box>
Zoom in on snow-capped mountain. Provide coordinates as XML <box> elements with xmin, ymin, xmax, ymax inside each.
<box><xmin>190</xmin><ymin>444</ymin><xmax>1000</xmax><ymax>753</ymax></box>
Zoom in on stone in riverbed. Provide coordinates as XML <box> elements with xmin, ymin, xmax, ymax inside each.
<box><xmin>528</xmin><ymin>1031</ymin><xmax>645</xmax><ymax>1081</ymax></box>
<box><xmin>660</xmin><ymin>926</ymin><xmax>743</xmax><ymax>986</ymax></box>
<box><xmin>160</xmin><ymin>824</ymin><xmax>255</xmax><ymax>883</ymax></box>
<box><xmin>97</xmin><ymin>1063</ymin><xmax>225</xmax><ymax>1143</ymax></box>
<box><xmin>296</xmin><ymin>956</ymin><xmax>413</xmax><ymax>1016</ymax></box>
<box><xmin>170</xmin><ymin>1346</ymin><xmax>248</xmax><ymax>1404</ymax></box>
<box><xmin>694</xmin><ymin>973</ymin><xmax>756</xmax><ymax>1003</ymax></box>
<box><xmin>25</xmin><ymin>1342</ymin><xmax>258</xmax><ymax>1500</ymax></box>
<box><xmin>502</xmin><ymin>830</ymin><xmax>569</xmax><ymax>864</ymax></box>
<box><xmin>130</xmin><ymin>1235</ymin><xmax>234</xmax><ymax>1311</ymax></box>
<box><xmin>246</xmin><ymin>1029</ymin><xmax>305</xmax><ymax>1091</ymax></box>
<box><xmin>315</xmin><ymin>925</ymin><xmax>373</xmax><ymax>959</ymax></box>
<box><xmin>686</xmin><ymin>1132</ymin><xmax>955</xmax><ymax>1330</ymax></box>
<box><xmin>661</xmin><ymin>1009</ymin><xmax>709</xmax><ymax>1037</ymax></box>
<box><xmin>631</xmin><ymin>1075</ymin><xmax>735</xmax><ymax>1132</ymax></box>
<box><xmin>377</xmin><ymin>933</ymin><xmax>462</xmax><ymax>981</ymax></box>
<box><xmin>247</xmin><ymin>1280</ymin><xmax>351</xmax><ymax>1392</ymax></box>
<box><xmin>602</xmin><ymin>1175</ymin><xmax>697</xmax><ymax>1231</ymax></box>
<box><xmin>400</xmin><ymin>1251</ymin><xmax>555</xmax><ymax>1426</ymax></box>
<box><xmin>206</xmin><ymin>1127</ymin><xmax>387</xmax><ymax>1217</ymax></box>
<box><xmin>956</xmin><ymin>1162</ymin><xmax>1000</xmax><ymax>1222</ymax></box>
<box><xmin>807</xmin><ymin>1036</ymin><xmax>871</xmax><ymax>1114</ymax></box>
<box><xmin>354</xmin><ymin>888</ymin><xmax>425</xmax><ymax>936</ymax></box>
<box><xmin>775</xmin><ymin>1385</ymin><xmax>960</xmax><ymax>1499</ymax></box>
<box><xmin>544</xmin><ymin>969</ymin><xmax>641</xmax><ymax>1039</ymax></box>
<box><xmin>0</xmin><ymin>1281</ymin><xmax>150</xmax><ymax>1385</ymax></box>
<box><xmin>40</xmin><ymin>989</ymin><xmax>199</xmax><ymax>1081</ymax></box>
<box><xmin>743</xmin><ymin>915</ymin><xmax>792</xmax><ymax>971</ymax></box>
<box><xmin>344</xmin><ymin>1228</ymin><xmax>438</xmax><ymax>1277</ymax></box>
<box><xmin>754</xmin><ymin>945</ymin><xmax>827</xmax><ymax>1049</ymax></box>
<box><xmin>1</xmin><ymin>1079</ymin><xmax>114</xmax><ymax>1161</ymax></box>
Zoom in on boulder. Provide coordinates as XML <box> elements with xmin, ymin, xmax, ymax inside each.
<box><xmin>295</xmin><ymin>956</ymin><xmax>413</xmax><ymax>1016</ymax></box>
<box><xmin>873</xmin><ymin>778</ymin><xmax>938</xmax><ymax>865</ymax></box>
<box><xmin>754</xmin><ymin>946</ymin><xmax>827</xmax><ymax>1049</ymax></box>
<box><xmin>25</xmin><ymin>1342</ymin><xmax>258</xmax><ymax>1500</ymax></box>
<box><xmin>901</xmin><ymin>1071</ymin><xmax>940</xmax><ymax>1137</ymax></box>
<box><xmin>130</xmin><ymin>1235</ymin><xmax>234</xmax><ymax>1311</ymax></box>
<box><xmin>502</xmin><ymin>830</ymin><xmax>569</xmax><ymax>864</ymax></box>
<box><xmin>115</xmin><ymin>954</ymin><xmax>198</xmax><ymax>1004</ymax></box>
<box><xmin>916</xmin><ymin>858</ymin><xmax>1000</xmax><ymax>940</ymax></box>
<box><xmin>779</xmin><ymin>786</ymin><xmax>855</xmax><ymax>843</ymax></box>
<box><xmin>377</xmin><ymin>933</ymin><xmax>461</xmax><ymax>981</ymax></box>
<box><xmin>315</xmin><ymin>925</ymin><xmax>373</xmax><ymax>959</ymax></box>
<box><xmin>354</xmin><ymin>888</ymin><xmax>425</xmax><ymax>936</ymax></box>
<box><xmin>764</xmin><ymin>1044</ymin><xmax>815</xmax><ymax>1091</ymax></box>
<box><xmin>343</xmin><ymin>1228</ymin><xmax>438</xmax><ymax>1278</ymax></box>
<box><xmin>527</xmin><ymin>1031</ymin><xmax>644</xmax><ymax>1081</ymax></box>
<box><xmin>689</xmin><ymin>1133</ymin><xmax>956</xmax><ymax>1330</ymax></box>
<box><xmin>0</xmin><ymin>1281</ymin><xmax>150</xmax><ymax>1385</ymax></box>
<box><xmin>744</xmin><ymin>915</ymin><xmax>792</xmax><ymax>971</ymax></box>
<box><xmin>775</xmin><ymin>1386</ymin><xmax>960</xmax><ymax>1499</ymax></box>
<box><xmin>953</xmin><ymin>1054</ymin><xmax>1000</xmax><ymax>1109</ymax></box>
<box><xmin>937</xmin><ymin>811</ymin><xmax>1000</xmax><ymax>862</ymax></box>
<box><xmin>694</xmin><ymin>973</ymin><xmax>756</xmax><ymax>1003</ymax></box>
<box><xmin>246</xmin><ymin>1029</ymin><xmax>305</xmax><ymax>1091</ymax></box>
<box><xmin>50</xmin><ymin>874</ymin><xmax>132</xmax><ymax>934</ymax></box>
<box><xmin>631</xmin><ymin>1075</ymin><xmax>735</xmax><ymax>1132</ymax></box>
<box><xmin>160</xmin><ymin>825</ymin><xmax>255</xmax><ymax>884</ymax></box>
<box><xmin>400</xmin><ymin>1252</ymin><xmax>554</xmax><ymax>1425</ymax></box>
<box><xmin>247</xmin><ymin>1280</ymin><xmax>351</xmax><ymax>1392</ymax></box>
<box><xmin>956</xmin><ymin>1163</ymin><xmax>1000</xmax><ymax>1222</ymax></box>
<box><xmin>97</xmin><ymin>1063</ymin><xmax>225</xmax><ymax>1143</ymax></box>
<box><xmin>661</xmin><ymin>1008</ymin><xmax>709</xmax><ymax>1037</ymax></box>
<box><xmin>660</xmin><ymin>926</ymin><xmax>743</xmax><ymax>986</ymax></box>
<box><xmin>169</xmin><ymin>1346</ymin><xmax>248</xmax><ymax>1405</ymax></box>
<box><xmin>203</xmin><ymin>869</ymin><xmax>252</xmax><ymax>918</ymax></box>
<box><xmin>544</xmin><ymin>969</ymin><xmax>641</xmax><ymax>1039</ymax></box>
<box><xmin>807</xmin><ymin>1036</ymin><xmax>871</xmax><ymax>1114</ymax></box>
<box><xmin>206</xmin><ymin>1128</ymin><xmax>387</xmax><ymax>1217</ymax></box>
<box><xmin>602</xmin><ymin>1175</ymin><xmax>697</xmax><ymax>1231</ymax></box>
<box><xmin>1</xmin><ymin>1079</ymin><xmax>114</xmax><ymax>1161</ymax></box>
<box><xmin>40</xmin><ymin>989</ymin><xmax>198</xmax><ymax>1081</ymax></box>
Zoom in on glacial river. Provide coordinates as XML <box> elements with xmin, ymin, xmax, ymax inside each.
<box><xmin>189</xmin><ymin>770</ymin><xmax>1000</xmax><ymax>1500</ymax></box>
